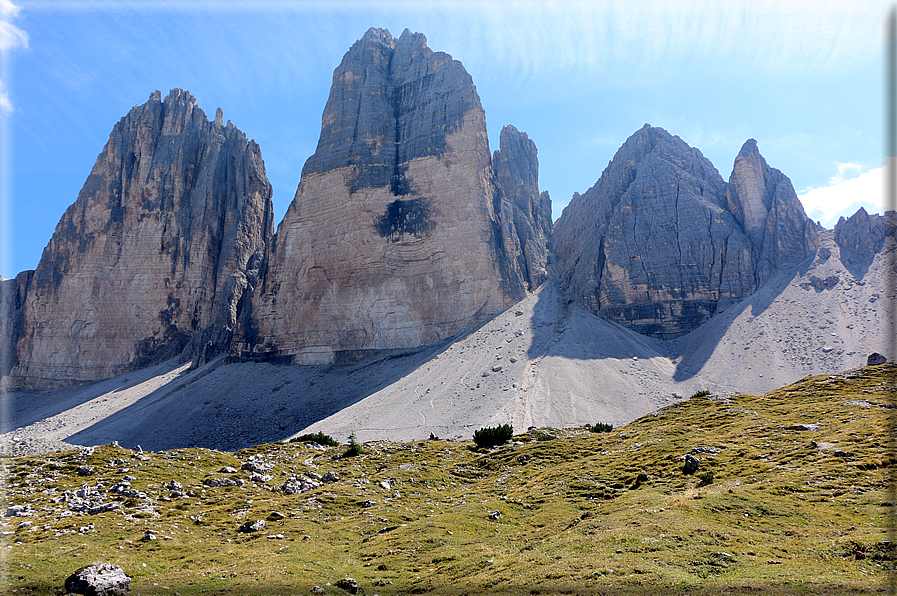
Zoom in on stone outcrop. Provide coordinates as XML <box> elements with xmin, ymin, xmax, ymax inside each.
<box><xmin>726</xmin><ymin>139</ymin><xmax>818</xmax><ymax>285</ymax></box>
<box><xmin>493</xmin><ymin>125</ymin><xmax>552</xmax><ymax>290</ymax></box>
<box><xmin>551</xmin><ymin>125</ymin><xmax>817</xmax><ymax>339</ymax></box>
<box><xmin>7</xmin><ymin>89</ymin><xmax>273</xmax><ymax>387</ymax></box>
<box><xmin>834</xmin><ymin>207</ymin><xmax>896</xmax><ymax>262</ymax></box>
<box><xmin>243</xmin><ymin>28</ymin><xmax>529</xmax><ymax>364</ymax></box>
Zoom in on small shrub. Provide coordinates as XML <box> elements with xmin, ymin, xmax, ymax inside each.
<box><xmin>690</xmin><ymin>390</ymin><xmax>711</xmax><ymax>399</ymax></box>
<box><xmin>535</xmin><ymin>433</ymin><xmax>557</xmax><ymax>441</ymax></box>
<box><xmin>586</xmin><ymin>423</ymin><xmax>613</xmax><ymax>433</ymax></box>
<box><xmin>697</xmin><ymin>471</ymin><xmax>714</xmax><ymax>486</ymax></box>
<box><xmin>342</xmin><ymin>432</ymin><xmax>364</xmax><ymax>458</ymax></box>
<box><xmin>473</xmin><ymin>424</ymin><xmax>513</xmax><ymax>448</ymax></box>
<box><xmin>290</xmin><ymin>432</ymin><xmax>339</xmax><ymax>447</ymax></box>
<box><xmin>630</xmin><ymin>472</ymin><xmax>650</xmax><ymax>489</ymax></box>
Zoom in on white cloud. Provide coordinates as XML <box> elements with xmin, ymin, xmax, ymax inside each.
<box><xmin>828</xmin><ymin>161</ymin><xmax>863</xmax><ymax>185</ymax></box>
<box><xmin>798</xmin><ymin>164</ymin><xmax>885</xmax><ymax>228</ymax></box>
<box><xmin>0</xmin><ymin>0</ymin><xmax>27</xmax><ymax>53</ymax></box>
<box><xmin>0</xmin><ymin>79</ymin><xmax>11</xmax><ymax>115</ymax></box>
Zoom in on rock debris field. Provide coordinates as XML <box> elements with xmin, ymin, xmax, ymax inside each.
<box><xmin>1</xmin><ymin>231</ymin><xmax>891</xmax><ymax>454</ymax></box>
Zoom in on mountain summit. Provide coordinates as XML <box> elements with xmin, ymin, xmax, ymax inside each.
<box><xmin>243</xmin><ymin>28</ymin><xmax>545</xmax><ymax>364</ymax></box>
<box><xmin>551</xmin><ymin>125</ymin><xmax>817</xmax><ymax>339</ymax></box>
<box><xmin>6</xmin><ymin>89</ymin><xmax>274</xmax><ymax>387</ymax></box>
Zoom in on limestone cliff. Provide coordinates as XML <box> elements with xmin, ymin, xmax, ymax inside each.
<box><xmin>0</xmin><ymin>271</ymin><xmax>32</xmax><ymax>379</ymax></box>
<box><xmin>726</xmin><ymin>139</ymin><xmax>818</xmax><ymax>285</ymax></box>
<box><xmin>244</xmin><ymin>28</ymin><xmax>528</xmax><ymax>364</ymax></box>
<box><xmin>493</xmin><ymin>125</ymin><xmax>552</xmax><ymax>290</ymax></box>
<box><xmin>552</xmin><ymin>125</ymin><xmax>816</xmax><ymax>340</ymax></box>
<box><xmin>7</xmin><ymin>89</ymin><xmax>274</xmax><ymax>387</ymax></box>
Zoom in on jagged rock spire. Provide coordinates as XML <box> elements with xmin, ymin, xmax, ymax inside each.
<box><xmin>245</xmin><ymin>29</ymin><xmax>531</xmax><ymax>365</ymax></box>
<box><xmin>7</xmin><ymin>89</ymin><xmax>274</xmax><ymax>387</ymax></box>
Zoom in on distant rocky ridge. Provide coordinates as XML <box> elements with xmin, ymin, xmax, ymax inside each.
<box><xmin>551</xmin><ymin>125</ymin><xmax>818</xmax><ymax>339</ymax></box>
<box><xmin>834</xmin><ymin>207</ymin><xmax>896</xmax><ymax>263</ymax></box>
<box><xmin>0</xmin><ymin>28</ymin><xmax>890</xmax><ymax>396</ymax></box>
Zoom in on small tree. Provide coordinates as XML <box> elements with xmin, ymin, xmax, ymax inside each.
<box><xmin>473</xmin><ymin>424</ymin><xmax>513</xmax><ymax>448</ymax></box>
<box><xmin>342</xmin><ymin>432</ymin><xmax>364</xmax><ymax>458</ymax></box>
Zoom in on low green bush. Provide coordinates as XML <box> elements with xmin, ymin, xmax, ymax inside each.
<box><xmin>690</xmin><ymin>390</ymin><xmax>711</xmax><ymax>399</ymax></box>
<box><xmin>473</xmin><ymin>424</ymin><xmax>513</xmax><ymax>448</ymax></box>
<box><xmin>290</xmin><ymin>432</ymin><xmax>339</xmax><ymax>447</ymax></box>
<box><xmin>586</xmin><ymin>422</ymin><xmax>614</xmax><ymax>433</ymax></box>
<box><xmin>697</xmin><ymin>471</ymin><xmax>714</xmax><ymax>486</ymax></box>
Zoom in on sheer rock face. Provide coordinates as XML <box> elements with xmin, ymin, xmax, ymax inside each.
<box><xmin>552</xmin><ymin>125</ymin><xmax>817</xmax><ymax>340</ymax></box>
<box><xmin>726</xmin><ymin>139</ymin><xmax>818</xmax><ymax>285</ymax></box>
<box><xmin>834</xmin><ymin>207</ymin><xmax>896</xmax><ymax>261</ymax></box>
<box><xmin>493</xmin><ymin>125</ymin><xmax>552</xmax><ymax>290</ymax></box>
<box><xmin>0</xmin><ymin>271</ymin><xmax>32</xmax><ymax>378</ymax></box>
<box><xmin>245</xmin><ymin>28</ymin><xmax>527</xmax><ymax>365</ymax></box>
<box><xmin>8</xmin><ymin>89</ymin><xmax>274</xmax><ymax>388</ymax></box>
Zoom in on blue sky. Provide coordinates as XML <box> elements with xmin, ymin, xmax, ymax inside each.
<box><xmin>0</xmin><ymin>0</ymin><xmax>889</xmax><ymax>279</ymax></box>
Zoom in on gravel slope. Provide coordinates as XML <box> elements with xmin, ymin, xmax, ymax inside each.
<box><xmin>1</xmin><ymin>233</ymin><xmax>890</xmax><ymax>453</ymax></box>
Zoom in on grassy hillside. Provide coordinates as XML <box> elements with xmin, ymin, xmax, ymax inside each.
<box><xmin>1</xmin><ymin>365</ymin><xmax>894</xmax><ymax>595</ymax></box>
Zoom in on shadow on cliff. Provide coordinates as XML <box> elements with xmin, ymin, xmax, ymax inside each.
<box><xmin>528</xmin><ymin>257</ymin><xmax>807</xmax><ymax>383</ymax></box>
<box><xmin>1</xmin><ymin>360</ymin><xmax>188</xmax><ymax>435</ymax></box>
<box><xmin>670</xmin><ymin>255</ymin><xmax>818</xmax><ymax>382</ymax></box>
<box><xmin>64</xmin><ymin>344</ymin><xmax>449</xmax><ymax>452</ymax></box>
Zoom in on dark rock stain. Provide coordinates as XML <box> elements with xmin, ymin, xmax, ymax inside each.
<box><xmin>376</xmin><ymin>197</ymin><xmax>435</xmax><ymax>241</ymax></box>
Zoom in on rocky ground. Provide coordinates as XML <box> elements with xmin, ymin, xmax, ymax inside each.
<box><xmin>0</xmin><ymin>231</ymin><xmax>890</xmax><ymax>453</ymax></box>
<box><xmin>0</xmin><ymin>366</ymin><xmax>892</xmax><ymax>595</ymax></box>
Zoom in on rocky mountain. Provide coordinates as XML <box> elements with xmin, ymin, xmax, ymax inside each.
<box><xmin>551</xmin><ymin>125</ymin><xmax>817</xmax><ymax>339</ymax></box>
<box><xmin>726</xmin><ymin>138</ymin><xmax>818</xmax><ymax>286</ymax></box>
<box><xmin>6</xmin><ymin>89</ymin><xmax>274</xmax><ymax>388</ymax></box>
<box><xmin>834</xmin><ymin>207</ymin><xmax>896</xmax><ymax>263</ymax></box>
<box><xmin>493</xmin><ymin>125</ymin><xmax>553</xmax><ymax>290</ymax></box>
<box><xmin>242</xmin><ymin>28</ymin><xmax>543</xmax><ymax>365</ymax></box>
<box><xmin>0</xmin><ymin>29</ymin><xmax>890</xmax><ymax>450</ymax></box>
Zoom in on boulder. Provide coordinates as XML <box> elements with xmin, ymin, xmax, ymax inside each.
<box><xmin>335</xmin><ymin>577</ymin><xmax>360</xmax><ymax>594</ymax></box>
<box><xmin>867</xmin><ymin>352</ymin><xmax>887</xmax><ymax>366</ymax></box>
<box><xmin>64</xmin><ymin>562</ymin><xmax>131</xmax><ymax>595</ymax></box>
<box><xmin>238</xmin><ymin>519</ymin><xmax>266</xmax><ymax>533</ymax></box>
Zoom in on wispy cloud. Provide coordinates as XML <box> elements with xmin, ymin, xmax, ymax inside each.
<box><xmin>827</xmin><ymin>161</ymin><xmax>864</xmax><ymax>185</ymax></box>
<box><xmin>0</xmin><ymin>79</ymin><xmax>11</xmax><ymax>115</ymax></box>
<box><xmin>798</xmin><ymin>164</ymin><xmax>884</xmax><ymax>228</ymax></box>
<box><xmin>0</xmin><ymin>0</ymin><xmax>27</xmax><ymax>116</ymax></box>
<box><xmin>0</xmin><ymin>0</ymin><xmax>27</xmax><ymax>53</ymax></box>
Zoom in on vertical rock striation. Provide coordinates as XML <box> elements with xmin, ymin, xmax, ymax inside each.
<box><xmin>0</xmin><ymin>271</ymin><xmax>32</xmax><ymax>379</ymax></box>
<box><xmin>244</xmin><ymin>28</ymin><xmax>530</xmax><ymax>364</ymax></box>
<box><xmin>493</xmin><ymin>125</ymin><xmax>552</xmax><ymax>290</ymax></box>
<box><xmin>8</xmin><ymin>89</ymin><xmax>274</xmax><ymax>387</ymax></box>
<box><xmin>726</xmin><ymin>139</ymin><xmax>818</xmax><ymax>285</ymax></box>
<box><xmin>552</xmin><ymin>125</ymin><xmax>817</xmax><ymax>339</ymax></box>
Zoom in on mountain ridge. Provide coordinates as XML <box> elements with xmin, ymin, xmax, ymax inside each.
<box><xmin>0</xmin><ymin>28</ymin><xmax>892</xmax><ymax>451</ymax></box>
